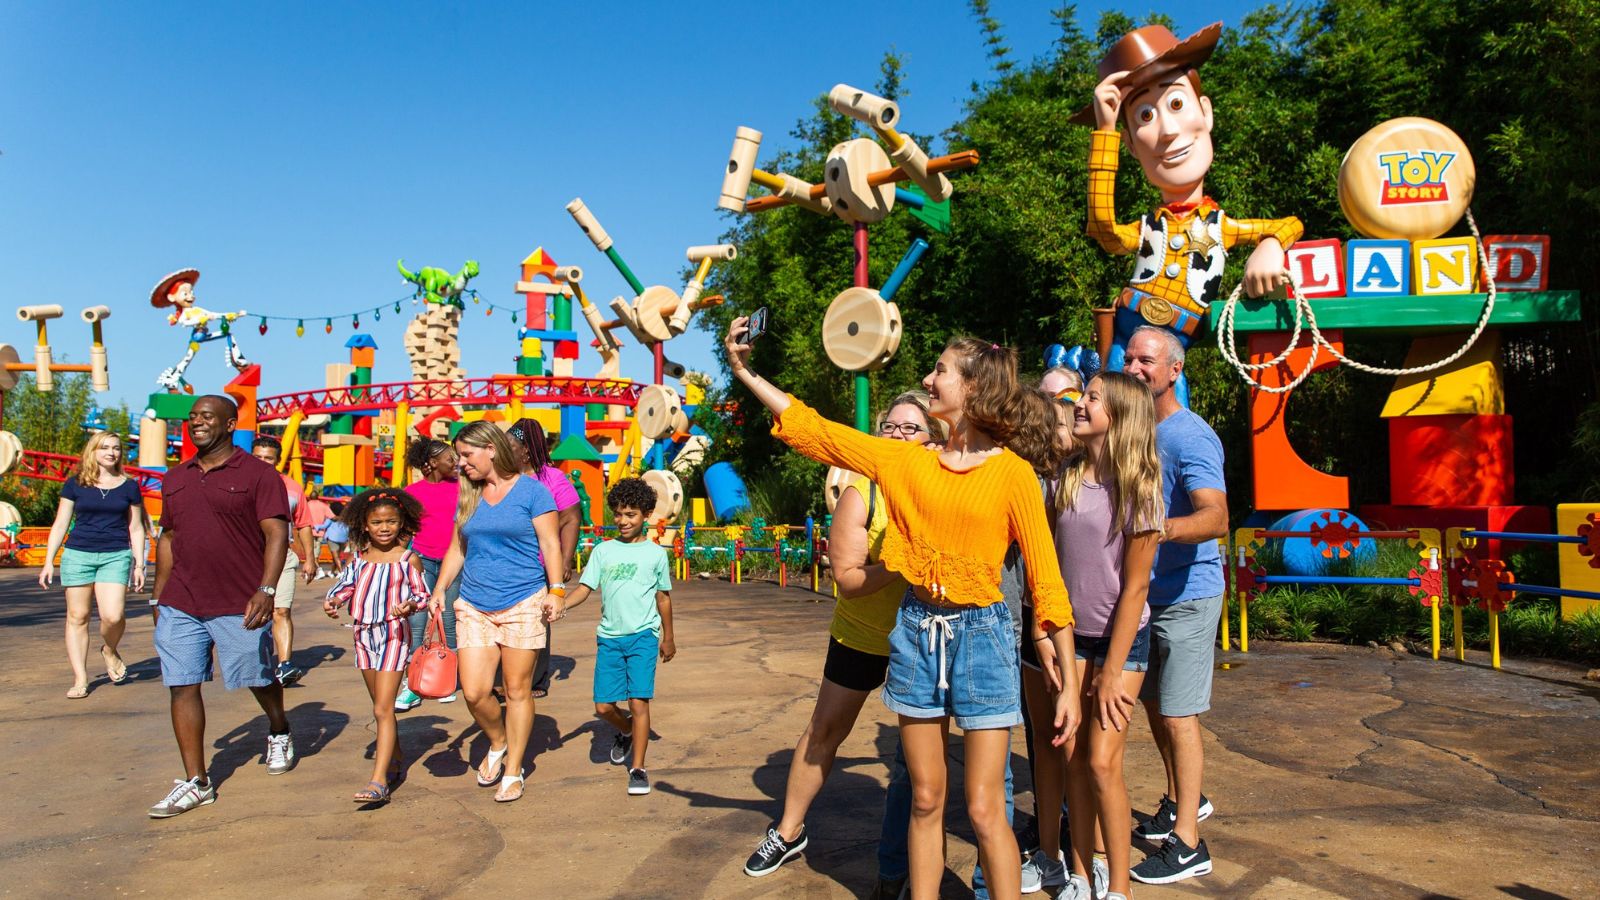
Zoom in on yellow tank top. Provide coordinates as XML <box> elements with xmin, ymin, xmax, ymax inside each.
<box><xmin>829</xmin><ymin>476</ymin><xmax>907</xmax><ymax>657</ymax></box>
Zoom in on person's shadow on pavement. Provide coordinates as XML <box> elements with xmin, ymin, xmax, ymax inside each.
<box><xmin>209</xmin><ymin>700</ymin><xmax>349</xmax><ymax>787</ymax></box>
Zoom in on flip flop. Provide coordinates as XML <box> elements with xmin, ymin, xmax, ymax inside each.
<box><xmin>494</xmin><ymin>773</ymin><xmax>525</xmax><ymax>803</ymax></box>
<box><xmin>66</xmin><ymin>685</ymin><xmax>88</xmax><ymax>700</ymax></box>
<box><xmin>353</xmin><ymin>780</ymin><xmax>390</xmax><ymax>803</ymax></box>
<box><xmin>101</xmin><ymin>646</ymin><xmax>128</xmax><ymax>684</ymax></box>
<box><xmin>475</xmin><ymin>746</ymin><xmax>508</xmax><ymax>787</ymax></box>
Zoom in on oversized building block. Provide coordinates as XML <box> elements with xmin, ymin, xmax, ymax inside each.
<box><xmin>551</xmin><ymin>357</ymin><xmax>574</xmax><ymax>377</ymax></box>
<box><xmin>1380</xmin><ymin>331</ymin><xmax>1504</xmax><ymax>417</ymax></box>
<box><xmin>353</xmin><ymin>446</ymin><xmax>375</xmax><ymax>486</ymax></box>
<box><xmin>319</xmin><ymin>433</ymin><xmax>375</xmax><ymax>447</ymax></box>
<box><xmin>1285</xmin><ymin>238</ymin><xmax>1346</xmax><ymax>298</ymax></box>
<box><xmin>1481</xmin><ymin>235</ymin><xmax>1550</xmax><ymax>292</ymax></box>
<box><xmin>325</xmin><ymin>363</ymin><xmax>356</xmax><ymax>390</ymax></box>
<box><xmin>322</xmin><ymin>445</ymin><xmax>356</xmax><ymax>486</ymax></box>
<box><xmin>1413</xmin><ymin>237</ymin><xmax>1478</xmax><ymax>295</ymax></box>
<box><xmin>350</xmin><ymin>347</ymin><xmax>376</xmax><ymax>368</ymax></box>
<box><xmin>1249</xmin><ymin>331</ymin><xmax>1349</xmax><ymax>510</ymax></box>
<box><xmin>554</xmin><ymin>339</ymin><xmax>580</xmax><ymax>360</ymax></box>
<box><xmin>1346</xmin><ymin>240</ymin><xmax>1411</xmax><ymax>296</ymax></box>
<box><xmin>1389</xmin><ymin>413</ymin><xmax>1512</xmax><ymax>506</ymax></box>
<box><xmin>1556</xmin><ymin>503</ymin><xmax>1600</xmax><ymax>621</ymax></box>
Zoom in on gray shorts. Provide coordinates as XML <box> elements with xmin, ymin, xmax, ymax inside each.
<box><xmin>1140</xmin><ymin>592</ymin><xmax>1223</xmax><ymax>717</ymax></box>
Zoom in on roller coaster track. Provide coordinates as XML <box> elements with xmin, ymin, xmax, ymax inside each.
<box><xmin>15</xmin><ymin>450</ymin><xmax>164</xmax><ymax>496</ymax></box>
<box><xmin>255</xmin><ymin>375</ymin><xmax>648</xmax><ymax>421</ymax></box>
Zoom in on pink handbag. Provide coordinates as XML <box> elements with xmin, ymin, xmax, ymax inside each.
<box><xmin>407</xmin><ymin>607</ymin><xmax>458</xmax><ymax>699</ymax></box>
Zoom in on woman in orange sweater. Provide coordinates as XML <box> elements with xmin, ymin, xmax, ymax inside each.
<box><xmin>726</xmin><ymin>318</ymin><xmax>1080</xmax><ymax>900</ymax></box>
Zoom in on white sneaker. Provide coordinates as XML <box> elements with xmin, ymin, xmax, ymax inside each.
<box><xmin>149</xmin><ymin>776</ymin><xmax>216</xmax><ymax>818</ymax></box>
<box><xmin>1034</xmin><ymin>849</ymin><xmax>1067</xmax><ymax>888</ymax></box>
<box><xmin>436</xmin><ymin>691</ymin><xmax>458</xmax><ymax>703</ymax></box>
<box><xmin>265</xmin><ymin>733</ymin><xmax>296</xmax><ymax>774</ymax></box>
<box><xmin>1093</xmin><ymin>856</ymin><xmax>1109</xmax><ymax>899</ymax></box>
<box><xmin>1061</xmin><ymin>873</ymin><xmax>1093</xmax><ymax>900</ymax></box>
<box><xmin>1020</xmin><ymin>851</ymin><xmax>1044</xmax><ymax>894</ymax></box>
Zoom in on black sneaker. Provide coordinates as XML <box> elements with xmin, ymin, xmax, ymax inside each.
<box><xmin>275</xmin><ymin>661</ymin><xmax>305</xmax><ymax>686</ymax></box>
<box><xmin>743</xmin><ymin>825</ymin><xmax>808</xmax><ymax>877</ymax></box>
<box><xmin>628</xmin><ymin>767</ymin><xmax>651</xmax><ymax>796</ymax></box>
<box><xmin>1131</xmin><ymin>834</ymin><xmax>1212</xmax><ymax>884</ymax></box>
<box><xmin>1134</xmin><ymin>794</ymin><xmax>1214</xmax><ymax>841</ymax></box>
<box><xmin>609</xmin><ymin>732</ymin><xmax>633</xmax><ymax>765</ymax></box>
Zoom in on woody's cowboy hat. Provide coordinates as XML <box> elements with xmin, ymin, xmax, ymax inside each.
<box><xmin>1070</xmin><ymin>22</ymin><xmax>1222</xmax><ymax>126</ymax></box>
<box><xmin>150</xmin><ymin>269</ymin><xmax>200</xmax><ymax>308</ymax></box>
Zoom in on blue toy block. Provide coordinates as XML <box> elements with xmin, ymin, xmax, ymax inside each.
<box><xmin>232</xmin><ymin>429</ymin><xmax>255</xmax><ymax>452</ymax></box>
<box><xmin>1346</xmin><ymin>239</ymin><xmax>1411</xmax><ymax>297</ymax></box>
<box><xmin>517</xmin><ymin>328</ymin><xmax>579</xmax><ymax>343</ymax></box>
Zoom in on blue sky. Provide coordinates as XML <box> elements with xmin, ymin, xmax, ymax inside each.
<box><xmin>1</xmin><ymin>1</ymin><xmax>1254</xmax><ymax>416</ymax></box>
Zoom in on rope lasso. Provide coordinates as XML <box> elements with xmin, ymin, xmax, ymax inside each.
<box><xmin>1215</xmin><ymin>208</ymin><xmax>1499</xmax><ymax>393</ymax></box>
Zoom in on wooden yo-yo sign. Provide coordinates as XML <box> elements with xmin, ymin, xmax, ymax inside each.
<box><xmin>641</xmin><ymin>468</ymin><xmax>684</xmax><ymax>525</ymax></box>
<box><xmin>824</xmin><ymin>465</ymin><xmax>861</xmax><ymax>515</ymax></box>
<box><xmin>822</xmin><ymin>286</ymin><xmax>902</xmax><ymax>372</ymax></box>
<box><xmin>1339</xmin><ymin>117</ymin><xmax>1475</xmax><ymax>240</ymax></box>
<box><xmin>635</xmin><ymin>384</ymin><xmax>682</xmax><ymax>440</ymax></box>
<box><xmin>825</xmin><ymin>138</ymin><xmax>895</xmax><ymax>224</ymax></box>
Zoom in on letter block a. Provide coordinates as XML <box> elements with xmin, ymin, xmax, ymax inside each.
<box><xmin>1345</xmin><ymin>239</ymin><xmax>1411</xmax><ymax>297</ymax></box>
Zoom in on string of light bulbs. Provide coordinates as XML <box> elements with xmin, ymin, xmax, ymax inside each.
<box><xmin>243</xmin><ymin>289</ymin><xmax>532</xmax><ymax>337</ymax></box>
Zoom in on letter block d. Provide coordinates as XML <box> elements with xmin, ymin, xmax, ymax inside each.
<box><xmin>1481</xmin><ymin>235</ymin><xmax>1550</xmax><ymax>292</ymax></box>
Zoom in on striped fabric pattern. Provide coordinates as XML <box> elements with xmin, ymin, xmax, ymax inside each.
<box><xmin>327</xmin><ymin>551</ymin><xmax>430</xmax><ymax>672</ymax></box>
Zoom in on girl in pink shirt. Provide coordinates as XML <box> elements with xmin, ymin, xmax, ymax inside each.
<box><xmin>508</xmin><ymin>419</ymin><xmax>581</xmax><ymax>699</ymax></box>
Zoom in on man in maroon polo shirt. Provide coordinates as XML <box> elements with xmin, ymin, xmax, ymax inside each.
<box><xmin>148</xmin><ymin>395</ymin><xmax>294</xmax><ymax>818</ymax></box>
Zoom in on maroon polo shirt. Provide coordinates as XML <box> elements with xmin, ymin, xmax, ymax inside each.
<box><xmin>158</xmin><ymin>447</ymin><xmax>289</xmax><ymax>617</ymax></box>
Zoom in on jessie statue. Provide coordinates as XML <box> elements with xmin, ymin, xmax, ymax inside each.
<box><xmin>1076</xmin><ymin>22</ymin><xmax>1302</xmax><ymax>406</ymax></box>
<box><xmin>149</xmin><ymin>268</ymin><xmax>250</xmax><ymax>393</ymax></box>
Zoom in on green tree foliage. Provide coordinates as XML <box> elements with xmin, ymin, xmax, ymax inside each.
<box><xmin>0</xmin><ymin>373</ymin><xmax>134</xmax><ymax>524</ymax></box>
<box><xmin>700</xmin><ymin>0</ymin><xmax>1598</xmax><ymax>520</ymax></box>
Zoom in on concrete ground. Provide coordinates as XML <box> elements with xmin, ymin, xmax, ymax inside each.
<box><xmin>0</xmin><ymin>568</ymin><xmax>1597</xmax><ymax>899</ymax></box>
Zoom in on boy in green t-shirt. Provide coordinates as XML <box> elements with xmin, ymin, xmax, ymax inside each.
<box><xmin>542</xmin><ymin>478</ymin><xmax>675</xmax><ymax>796</ymax></box>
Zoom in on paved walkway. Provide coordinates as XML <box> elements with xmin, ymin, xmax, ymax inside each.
<box><xmin>1</xmin><ymin>569</ymin><xmax>1596</xmax><ymax>898</ymax></box>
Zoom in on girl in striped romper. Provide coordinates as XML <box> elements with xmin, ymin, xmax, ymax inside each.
<box><xmin>323</xmin><ymin>488</ymin><xmax>429</xmax><ymax>803</ymax></box>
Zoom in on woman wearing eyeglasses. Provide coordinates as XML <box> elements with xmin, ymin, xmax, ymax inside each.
<box><xmin>396</xmin><ymin>438</ymin><xmax>462</xmax><ymax>708</ymax></box>
<box><xmin>744</xmin><ymin>391</ymin><xmax>945</xmax><ymax>880</ymax></box>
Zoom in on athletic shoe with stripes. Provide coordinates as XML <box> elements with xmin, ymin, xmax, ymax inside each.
<box><xmin>1131</xmin><ymin>834</ymin><xmax>1213</xmax><ymax>884</ymax></box>
<box><xmin>744</xmin><ymin>825</ymin><xmax>807</xmax><ymax>877</ymax></box>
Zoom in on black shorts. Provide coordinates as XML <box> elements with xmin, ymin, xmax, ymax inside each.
<box><xmin>823</xmin><ymin>637</ymin><xmax>890</xmax><ymax>692</ymax></box>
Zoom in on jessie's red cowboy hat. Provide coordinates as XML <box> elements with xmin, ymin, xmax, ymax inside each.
<box><xmin>150</xmin><ymin>268</ymin><xmax>200</xmax><ymax>308</ymax></box>
<box><xmin>1070</xmin><ymin>22</ymin><xmax>1222</xmax><ymax>126</ymax></box>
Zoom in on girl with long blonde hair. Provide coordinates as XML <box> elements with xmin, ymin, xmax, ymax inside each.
<box><xmin>1054</xmin><ymin>372</ymin><xmax>1165</xmax><ymax>900</ymax></box>
<box><xmin>39</xmin><ymin>430</ymin><xmax>147</xmax><ymax>698</ymax></box>
<box><xmin>429</xmin><ymin>422</ymin><xmax>565</xmax><ymax>802</ymax></box>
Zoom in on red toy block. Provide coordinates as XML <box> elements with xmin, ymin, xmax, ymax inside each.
<box><xmin>1285</xmin><ymin>238</ymin><xmax>1346</xmax><ymax>298</ymax></box>
<box><xmin>1388</xmin><ymin>413</ymin><xmax>1513</xmax><ymax>506</ymax></box>
<box><xmin>1481</xmin><ymin>235</ymin><xmax>1550</xmax><ymax>292</ymax></box>
<box><xmin>1249</xmin><ymin>330</ymin><xmax>1350</xmax><ymax>511</ymax></box>
<box><xmin>554</xmin><ymin>340</ymin><xmax>580</xmax><ymax>360</ymax></box>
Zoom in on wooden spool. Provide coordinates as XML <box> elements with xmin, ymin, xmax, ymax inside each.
<box><xmin>668</xmin><ymin>406</ymin><xmax>690</xmax><ymax>436</ymax></box>
<box><xmin>0</xmin><ymin>344</ymin><xmax>19</xmax><ymax>392</ymax></box>
<box><xmin>636</xmin><ymin>384</ymin><xmax>682</xmax><ymax>440</ymax></box>
<box><xmin>1338</xmin><ymin>117</ymin><xmax>1475</xmax><ymax>240</ymax></box>
<box><xmin>824</xmin><ymin>465</ymin><xmax>863</xmax><ymax>515</ymax></box>
<box><xmin>641</xmin><ymin>468</ymin><xmax>684</xmax><ymax>524</ymax></box>
<box><xmin>822</xmin><ymin>287</ymin><xmax>902</xmax><ymax>372</ymax></box>
<box><xmin>634</xmin><ymin>285</ymin><xmax>679</xmax><ymax>343</ymax></box>
<box><xmin>0</xmin><ymin>501</ymin><xmax>20</xmax><ymax>531</ymax></box>
<box><xmin>0</xmin><ymin>430</ymin><xmax>22</xmax><ymax>476</ymax></box>
<box><xmin>824</xmin><ymin>137</ymin><xmax>895</xmax><ymax>224</ymax></box>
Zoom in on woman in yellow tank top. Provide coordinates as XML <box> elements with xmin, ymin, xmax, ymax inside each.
<box><xmin>743</xmin><ymin>393</ymin><xmax>944</xmax><ymax>879</ymax></box>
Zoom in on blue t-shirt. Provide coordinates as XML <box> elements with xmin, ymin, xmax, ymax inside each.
<box><xmin>580</xmin><ymin>538</ymin><xmax>671</xmax><ymax>638</ymax></box>
<box><xmin>61</xmin><ymin>478</ymin><xmax>142</xmax><ymax>553</ymax></box>
<box><xmin>457</xmin><ymin>476</ymin><xmax>558</xmax><ymax>612</ymax></box>
<box><xmin>1150</xmin><ymin>409</ymin><xmax>1226</xmax><ymax>605</ymax></box>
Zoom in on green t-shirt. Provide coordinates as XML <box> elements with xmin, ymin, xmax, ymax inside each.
<box><xmin>580</xmin><ymin>538</ymin><xmax>672</xmax><ymax>638</ymax></box>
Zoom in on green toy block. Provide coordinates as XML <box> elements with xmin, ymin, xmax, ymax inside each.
<box><xmin>517</xmin><ymin>357</ymin><xmax>543</xmax><ymax>376</ymax></box>
<box><xmin>328</xmin><ymin>416</ymin><xmax>354</xmax><ymax>435</ymax></box>
<box><xmin>551</xmin><ymin>433</ymin><xmax>601</xmax><ymax>462</ymax></box>
<box><xmin>586</xmin><ymin>403</ymin><xmax>605</xmax><ymax>420</ymax></box>
<box><xmin>1206</xmin><ymin>290</ymin><xmax>1580</xmax><ymax>335</ymax></box>
<box><xmin>144</xmin><ymin>392</ymin><xmax>196</xmax><ymax>420</ymax></box>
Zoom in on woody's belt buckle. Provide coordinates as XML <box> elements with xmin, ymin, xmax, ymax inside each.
<box><xmin>1139</xmin><ymin>296</ymin><xmax>1178</xmax><ymax>327</ymax></box>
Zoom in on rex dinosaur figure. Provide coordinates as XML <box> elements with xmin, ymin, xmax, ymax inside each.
<box><xmin>398</xmin><ymin>259</ymin><xmax>480</xmax><ymax>383</ymax></box>
<box><xmin>397</xmin><ymin>259</ymin><xmax>480</xmax><ymax>308</ymax></box>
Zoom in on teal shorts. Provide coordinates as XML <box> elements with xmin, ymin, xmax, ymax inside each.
<box><xmin>60</xmin><ymin>548</ymin><xmax>132</xmax><ymax>587</ymax></box>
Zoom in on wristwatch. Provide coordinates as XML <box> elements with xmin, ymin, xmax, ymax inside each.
<box><xmin>258</xmin><ymin>585</ymin><xmax>277</xmax><ymax>597</ymax></box>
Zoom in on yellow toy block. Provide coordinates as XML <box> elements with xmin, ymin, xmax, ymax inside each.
<box><xmin>1381</xmin><ymin>331</ymin><xmax>1504</xmax><ymax>417</ymax></box>
<box><xmin>692</xmin><ymin>498</ymin><xmax>709</xmax><ymax>525</ymax></box>
<box><xmin>1557</xmin><ymin>504</ymin><xmax>1600</xmax><ymax>621</ymax></box>
<box><xmin>529</xmin><ymin>409</ymin><xmax>560</xmax><ymax>433</ymax></box>
<box><xmin>521</xmin><ymin>337</ymin><xmax>541</xmax><ymax>356</ymax></box>
<box><xmin>1413</xmin><ymin>237</ymin><xmax>1478</xmax><ymax>295</ymax></box>
<box><xmin>325</xmin><ymin>363</ymin><xmax>356</xmax><ymax>390</ymax></box>
<box><xmin>323</xmin><ymin>445</ymin><xmax>356</xmax><ymax>485</ymax></box>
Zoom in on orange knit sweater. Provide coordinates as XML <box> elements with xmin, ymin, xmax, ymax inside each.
<box><xmin>774</xmin><ymin>399</ymin><xmax>1073</xmax><ymax>631</ymax></box>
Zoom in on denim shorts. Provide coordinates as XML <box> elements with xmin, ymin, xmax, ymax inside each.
<box><xmin>59</xmin><ymin>548</ymin><xmax>132</xmax><ymax>587</ymax></box>
<box><xmin>154</xmin><ymin>606</ymin><xmax>275</xmax><ymax>690</ymax></box>
<box><xmin>594</xmin><ymin>630</ymin><xmax>659</xmax><ymax>703</ymax></box>
<box><xmin>882</xmin><ymin>592</ymin><xmax>1022</xmax><ymax>730</ymax></box>
<box><xmin>1074</xmin><ymin>625</ymin><xmax>1151</xmax><ymax>672</ymax></box>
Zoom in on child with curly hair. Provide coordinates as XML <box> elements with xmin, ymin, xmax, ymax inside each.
<box><xmin>323</xmin><ymin>487</ymin><xmax>431</xmax><ymax>803</ymax></box>
<box><xmin>541</xmin><ymin>477</ymin><xmax>675</xmax><ymax>797</ymax></box>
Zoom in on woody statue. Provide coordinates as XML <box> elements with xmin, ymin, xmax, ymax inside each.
<box><xmin>1076</xmin><ymin>22</ymin><xmax>1301</xmax><ymax>406</ymax></box>
<box><xmin>150</xmin><ymin>268</ymin><xmax>251</xmax><ymax>393</ymax></box>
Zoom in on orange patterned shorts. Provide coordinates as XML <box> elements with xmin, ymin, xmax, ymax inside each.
<box><xmin>454</xmin><ymin>591</ymin><xmax>548</xmax><ymax>651</ymax></box>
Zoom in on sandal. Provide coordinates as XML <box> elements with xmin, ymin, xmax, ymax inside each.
<box><xmin>476</xmin><ymin>745</ymin><xmax>508</xmax><ymax>787</ymax></box>
<box><xmin>353</xmin><ymin>780</ymin><xmax>390</xmax><ymax>803</ymax></box>
<box><xmin>66</xmin><ymin>684</ymin><xmax>88</xmax><ymax>700</ymax></box>
<box><xmin>531</xmin><ymin>687</ymin><xmax>548</xmax><ymax>699</ymax></box>
<box><xmin>101</xmin><ymin>645</ymin><xmax>128</xmax><ymax>684</ymax></box>
<box><xmin>494</xmin><ymin>772</ymin><xmax>525</xmax><ymax>803</ymax></box>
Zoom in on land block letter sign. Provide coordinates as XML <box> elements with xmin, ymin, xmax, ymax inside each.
<box><xmin>1285</xmin><ymin>239</ymin><xmax>1346</xmax><ymax>298</ymax></box>
<box><xmin>1413</xmin><ymin>237</ymin><xmax>1478</xmax><ymax>295</ymax></box>
<box><xmin>1481</xmin><ymin>235</ymin><xmax>1550</xmax><ymax>292</ymax></box>
<box><xmin>1346</xmin><ymin>239</ymin><xmax>1411</xmax><ymax>297</ymax></box>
